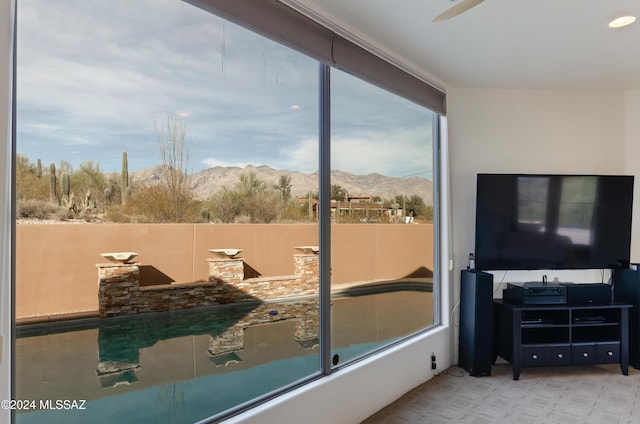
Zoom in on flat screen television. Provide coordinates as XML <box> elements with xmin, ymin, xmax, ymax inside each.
<box><xmin>474</xmin><ymin>174</ymin><xmax>634</xmax><ymax>271</ymax></box>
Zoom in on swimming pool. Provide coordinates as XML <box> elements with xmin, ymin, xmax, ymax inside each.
<box><xmin>16</xmin><ymin>288</ymin><xmax>433</xmax><ymax>423</ymax></box>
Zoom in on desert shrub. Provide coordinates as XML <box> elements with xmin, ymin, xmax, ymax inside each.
<box><xmin>15</xmin><ymin>155</ymin><xmax>50</xmax><ymax>201</ymax></box>
<box><xmin>127</xmin><ymin>184</ymin><xmax>199</xmax><ymax>223</ymax></box>
<box><xmin>70</xmin><ymin>160</ymin><xmax>107</xmax><ymax>206</ymax></box>
<box><xmin>16</xmin><ymin>199</ymin><xmax>59</xmax><ymax>219</ymax></box>
<box><xmin>279</xmin><ymin>200</ymin><xmax>313</xmax><ymax>222</ymax></box>
<box><xmin>422</xmin><ymin>205</ymin><xmax>434</xmax><ymax>222</ymax></box>
<box><xmin>206</xmin><ymin>172</ymin><xmax>282</xmax><ymax>223</ymax></box>
<box><xmin>395</xmin><ymin>194</ymin><xmax>428</xmax><ymax>219</ymax></box>
<box><xmin>54</xmin><ymin>206</ymin><xmax>74</xmax><ymax>221</ymax></box>
<box><xmin>104</xmin><ymin>204</ymin><xmax>132</xmax><ymax>223</ymax></box>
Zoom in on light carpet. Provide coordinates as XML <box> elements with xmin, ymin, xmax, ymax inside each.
<box><xmin>362</xmin><ymin>362</ymin><xmax>640</xmax><ymax>423</ymax></box>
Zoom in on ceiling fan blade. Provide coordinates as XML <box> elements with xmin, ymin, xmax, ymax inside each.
<box><xmin>432</xmin><ymin>0</ymin><xmax>485</xmax><ymax>23</ymax></box>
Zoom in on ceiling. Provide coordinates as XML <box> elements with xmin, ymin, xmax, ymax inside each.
<box><xmin>280</xmin><ymin>0</ymin><xmax>640</xmax><ymax>91</ymax></box>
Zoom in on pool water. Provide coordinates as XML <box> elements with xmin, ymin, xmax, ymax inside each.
<box><xmin>16</xmin><ymin>288</ymin><xmax>432</xmax><ymax>423</ymax></box>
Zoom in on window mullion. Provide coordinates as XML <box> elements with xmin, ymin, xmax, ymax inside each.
<box><xmin>319</xmin><ymin>62</ymin><xmax>332</xmax><ymax>375</ymax></box>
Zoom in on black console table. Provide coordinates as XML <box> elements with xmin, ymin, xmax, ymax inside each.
<box><xmin>494</xmin><ymin>299</ymin><xmax>631</xmax><ymax>380</ymax></box>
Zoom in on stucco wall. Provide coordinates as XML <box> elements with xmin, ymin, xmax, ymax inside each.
<box><xmin>624</xmin><ymin>90</ymin><xmax>640</xmax><ymax>261</ymax></box>
<box><xmin>16</xmin><ymin>223</ymin><xmax>434</xmax><ymax>319</ymax></box>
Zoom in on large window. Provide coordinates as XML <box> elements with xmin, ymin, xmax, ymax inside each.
<box><xmin>330</xmin><ymin>69</ymin><xmax>436</xmax><ymax>366</ymax></box>
<box><xmin>14</xmin><ymin>0</ymin><xmax>440</xmax><ymax>421</ymax></box>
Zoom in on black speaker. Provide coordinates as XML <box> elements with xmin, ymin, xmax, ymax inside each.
<box><xmin>459</xmin><ymin>269</ymin><xmax>494</xmax><ymax>376</ymax></box>
<box><xmin>613</xmin><ymin>268</ymin><xmax>640</xmax><ymax>368</ymax></box>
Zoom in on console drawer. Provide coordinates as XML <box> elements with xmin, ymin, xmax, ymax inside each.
<box><xmin>596</xmin><ymin>342</ymin><xmax>620</xmax><ymax>363</ymax></box>
<box><xmin>572</xmin><ymin>343</ymin><xmax>596</xmax><ymax>365</ymax></box>
<box><xmin>546</xmin><ymin>345</ymin><xmax>571</xmax><ymax>366</ymax></box>
<box><xmin>522</xmin><ymin>345</ymin><xmax>546</xmax><ymax>367</ymax></box>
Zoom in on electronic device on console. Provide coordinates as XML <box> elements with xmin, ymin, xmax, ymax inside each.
<box><xmin>560</xmin><ymin>282</ymin><xmax>612</xmax><ymax>306</ymax></box>
<box><xmin>503</xmin><ymin>282</ymin><xmax>567</xmax><ymax>305</ymax></box>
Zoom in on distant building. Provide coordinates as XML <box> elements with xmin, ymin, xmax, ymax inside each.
<box><xmin>298</xmin><ymin>195</ymin><xmax>404</xmax><ymax>222</ymax></box>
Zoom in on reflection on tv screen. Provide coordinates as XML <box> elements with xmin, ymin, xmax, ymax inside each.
<box><xmin>475</xmin><ymin>174</ymin><xmax>634</xmax><ymax>270</ymax></box>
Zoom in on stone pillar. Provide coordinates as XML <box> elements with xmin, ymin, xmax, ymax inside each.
<box><xmin>97</xmin><ymin>263</ymin><xmax>140</xmax><ymax>318</ymax></box>
<box><xmin>208</xmin><ymin>326</ymin><xmax>245</xmax><ymax>356</ymax></box>
<box><xmin>293</xmin><ymin>253</ymin><xmax>319</xmax><ymax>283</ymax></box>
<box><xmin>207</xmin><ymin>258</ymin><xmax>245</xmax><ymax>285</ymax></box>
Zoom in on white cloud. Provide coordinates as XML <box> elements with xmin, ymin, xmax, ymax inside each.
<box><xmin>331</xmin><ymin>132</ymin><xmax>432</xmax><ymax>177</ymax></box>
<box><xmin>200</xmin><ymin>157</ymin><xmax>251</xmax><ymax>169</ymax></box>
<box><xmin>16</xmin><ymin>0</ymin><xmax>435</xmax><ymax>179</ymax></box>
<box><xmin>281</xmin><ymin>137</ymin><xmax>318</xmax><ymax>173</ymax></box>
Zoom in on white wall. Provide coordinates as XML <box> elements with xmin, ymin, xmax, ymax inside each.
<box><xmin>0</xmin><ymin>1</ymin><xmax>13</xmax><ymax>423</ymax></box>
<box><xmin>624</xmin><ymin>90</ymin><xmax>640</xmax><ymax>261</ymax></box>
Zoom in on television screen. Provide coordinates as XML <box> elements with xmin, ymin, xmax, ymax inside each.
<box><xmin>475</xmin><ymin>174</ymin><xmax>634</xmax><ymax>270</ymax></box>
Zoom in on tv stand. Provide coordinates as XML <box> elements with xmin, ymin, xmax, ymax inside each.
<box><xmin>494</xmin><ymin>299</ymin><xmax>630</xmax><ymax>380</ymax></box>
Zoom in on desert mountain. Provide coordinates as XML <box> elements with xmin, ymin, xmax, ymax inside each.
<box><xmin>132</xmin><ymin>164</ymin><xmax>433</xmax><ymax>204</ymax></box>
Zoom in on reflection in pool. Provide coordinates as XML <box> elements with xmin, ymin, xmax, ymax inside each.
<box><xmin>16</xmin><ymin>286</ymin><xmax>432</xmax><ymax>423</ymax></box>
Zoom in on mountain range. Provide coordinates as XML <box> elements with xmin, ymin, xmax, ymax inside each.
<box><xmin>132</xmin><ymin>164</ymin><xmax>433</xmax><ymax>204</ymax></box>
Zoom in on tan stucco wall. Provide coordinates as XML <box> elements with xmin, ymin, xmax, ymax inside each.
<box><xmin>16</xmin><ymin>223</ymin><xmax>433</xmax><ymax>319</ymax></box>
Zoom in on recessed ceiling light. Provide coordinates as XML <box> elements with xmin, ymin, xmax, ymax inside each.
<box><xmin>609</xmin><ymin>15</ymin><xmax>636</xmax><ymax>28</ymax></box>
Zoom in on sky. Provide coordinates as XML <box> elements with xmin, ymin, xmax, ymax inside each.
<box><xmin>16</xmin><ymin>0</ymin><xmax>434</xmax><ymax>179</ymax></box>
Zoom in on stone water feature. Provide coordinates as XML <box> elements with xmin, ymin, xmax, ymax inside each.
<box><xmin>97</xmin><ymin>247</ymin><xmax>320</xmax><ymax>317</ymax></box>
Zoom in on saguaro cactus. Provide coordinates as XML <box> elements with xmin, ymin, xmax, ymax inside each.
<box><xmin>61</xmin><ymin>172</ymin><xmax>70</xmax><ymax>200</ymax></box>
<box><xmin>121</xmin><ymin>150</ymin><xmax>129</xmax><ymax>205</ymax></box>
<box><xmin>49</xmin><ymin>163</ymin><xmax>57</xmax><ymax>203</ymax></box>
<box><xmin>36</xmin><ymin>158</ymin><xmax>42</xmax><ymax>178</ymax></box>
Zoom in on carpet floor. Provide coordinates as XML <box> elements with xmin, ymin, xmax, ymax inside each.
<box><xmin>361</xmin><ymin>361</ymin><xmax>640</xmax><ymax>423</ymax></box>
